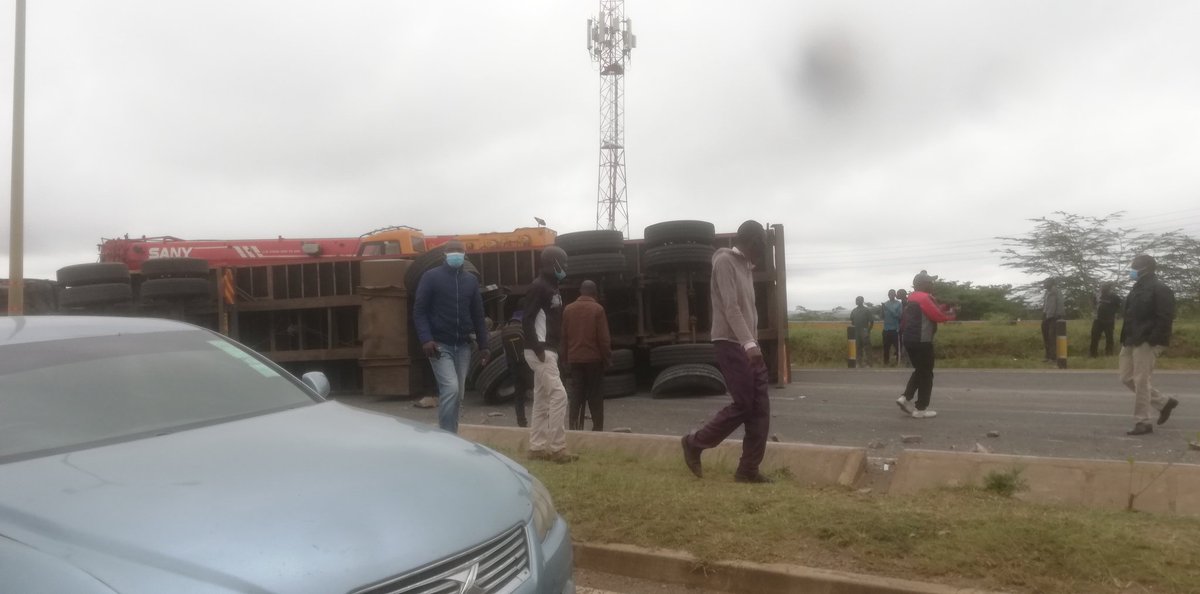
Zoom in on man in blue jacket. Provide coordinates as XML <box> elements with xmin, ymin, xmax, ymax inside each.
<box><xmin>413</xmin><ymin>240</ymin><xmax>490</xmax><ymax>433</ymax></box>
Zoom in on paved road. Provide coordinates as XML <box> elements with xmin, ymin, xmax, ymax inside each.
<box><xmin>340</xmin><ymin>368</ymin><xmax>1200</xmax><ymax>464</ymax></box>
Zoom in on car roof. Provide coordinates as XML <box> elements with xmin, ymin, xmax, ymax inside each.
<box><xmin>0</xmin><ymin>316</ymin><xmax>201</xmax><ymax>346</ymax></box>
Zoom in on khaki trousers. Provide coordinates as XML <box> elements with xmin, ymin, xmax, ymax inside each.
<box><xmin>525</xmin><ymin>349</ymin><xmax>568</xmax><ymax>453</ymax></box>
<box><xmin>1118</xmin><ymin>344</ymin><xmax>1169</xmax><ymax>424</ymax></box>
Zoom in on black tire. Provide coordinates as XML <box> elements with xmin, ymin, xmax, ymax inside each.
<box><xmin>476</xmin><ymin>357</ymin><xmax>518</xmax><ymax>405</ymax></box>
<box><xmin>555</xmin><ymin>230</ymin><xmax>625</xmax><ymax>255</ymax></box>
<box><xmin>607</xmin><ymin>348</ymin><xmax>634</xmax><ymax>373</ymax></box>
<box><xmin>644</xmin><ymin>220</ymin><xmax>715</xmax><ymax>247</ymax></box>
<box><xmin>404</xmin><ymin>247</ymin><xmax>482</xmax><ymax>292</ymax></box>
<box><xmin>56</xmin><ymin>263</ymin><xmax>130</xmax><ymax>287</ymax></box>
<box><xmin>602</xmin><ymin>373</ymin><xmax>637</xmax><ymax>399</ymax></box>
<box><xmin>466</xmin><ymin>331</ymin><xmax>504</xmax><ymax>389</ymax></box>
<box><xmin>650</xmin><ymin>343</ymin><xmax>718</xmax><ymax>368</ymax></box>
<box><xmin>140</xmin><ymin>257</ymin><xmax>209</xmax><ymax>279</ymax></box>
<box><xmin>140</xmin><ymin>277</ymin><xmax>212</xmax><ymax>301</ymax></box>
<box><xmin>644</xmin><ymin>244</ymin><xmax>715</xmax><ymax>270</ymax></box>
<box><xmin>566</xmin><ymin>253</ymin><xmax>626</xmax><ymax>277</ymax></box>
<box><xmin>58</xmin><ymin>283</ymin><xmax>133</xmax><ymax>308</ymax></box>
<box><xmin>651</xmin><ymin>364</ymin><xmax>726</xmax><ymax>398</ymax></box>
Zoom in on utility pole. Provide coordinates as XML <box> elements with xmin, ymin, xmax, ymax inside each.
<box><xmin>8</xmin><ymin>0</ymin><xmax>25</xmax><ymax>315</ymax></box>
<box><xmin>587</xmin><ymin>0</ymin><xmax>636</xmax><ymax>237</ymax></box>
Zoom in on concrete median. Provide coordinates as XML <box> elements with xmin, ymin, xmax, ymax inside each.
<box><xmin>460</xmin><ymin>425</ymin><xmax>867</xmax><ymax>487</ymax></box>
<box><xmin>892</xmin><ymin>449</ymin><xmax>1200</xmax><ymax>515</ymax></box>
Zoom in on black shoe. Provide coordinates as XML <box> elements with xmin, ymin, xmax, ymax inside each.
<box><xmin>734</xmin><ymin>472</ymin><xmax>774</xmax><ymax>484</ymax></box>
<box><xmin>1157</xmin><ymin>398</ymin><xmax>1179</xmax><ymax>425</ymax></box>
<box><xmin>1127</xmin><ymin>423</ymin><xmax>1153</xmax><ymax>436</ymax></box>
<box><xmin>516</xmin><ymin>419</ymin><xmax>528</xmax><ymax>428</ymax></box>
<box><xmin>681</xmin><ymin>435</ymin><xmax>703</xmax><ymax>478</ymax></box>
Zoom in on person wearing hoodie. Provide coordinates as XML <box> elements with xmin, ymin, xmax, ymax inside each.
<box><xmin>896</xmin><ymin>270</ymin><xmax>957</xmax><ymax>419</ymax></box>
<box><xmin>411</xmin><ymin>240</ymin><xmax>490</xmax><ymax>433</ymax></box>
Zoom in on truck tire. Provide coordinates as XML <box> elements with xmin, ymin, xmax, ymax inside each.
<box><xmin>651</xmin><ymin>364</ymin><xmax>726</xmax><ymax>398</ymax></box>
<box><xmin>56</xmin><ymin>263</ymin><xmax>130</xmax><ymax>287</ymax></box>
<box><xmin>607</xmin><ymin>348</ymin><xmax>634</xmax><ymax>373</ymax></box>
<box><xmin>602</xmin><ymin>373</ymin><xmax>637</xmax><ymax>399</ymax></box>
<box><xmin>59</xmin><ymin>283</ymin><xmax>133</xmax><ymax>308</ymax></box>
<box><xmin>140</xmin><ymin>257</ymin><xmax>209</xmax><ymax>279</ymax></box>
<box><xmin>566</xmin><ymin>253</ymin><xmax>626</xmax><ymax>277</ymax></box>
<box><xmin>644</xmin><ymin>220</ymin><xmax>715</xmax><ymax>248</ymax></box>
<box><xmin>140</xmin><ymin>277</ymin><xmax>212</xmax><ymax>301</ymax></box>
<box><xmin>476</xmin><ymin>357</ymin><xmax>518</xmax><ymax>405</ymax></box>
<box><xmin>555</xmin><ymin>230</ymin><xmax>624</xmax><ymax>255</ymax></box>
<box><xmin>650</xmin><ymin>343</ymin><xmax>718</xmax><ymax>368</ymax></box>
<box><xmin>404</xmin><ymin>248</ymin><xmax>482</xmax><ymax>292</ymax></box>
<box><xmin>644</xmin><ymin>244</ymin><xmax>715</xmax><ymax>270</ymax></box>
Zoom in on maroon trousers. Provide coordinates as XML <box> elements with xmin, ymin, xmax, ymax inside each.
<box><xmin>688</xmin><ymin>341</ymin><xmax>771</xmax><ymax>475</ymax></box>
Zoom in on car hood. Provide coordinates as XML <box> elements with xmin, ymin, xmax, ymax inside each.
<box><xmin>0</xmin><ymin>402</ymin><xmax>532</xmax><ymax>594</ymax></box>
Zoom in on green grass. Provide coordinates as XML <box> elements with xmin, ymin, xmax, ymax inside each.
<box><xmin>517</xmin><ymin>448</ymin><xmax>1200</xmax><ymax>594</ymax></box>
<box><xmin>789</xmin><ymin>319</ymin><xmax>1200</xmax><ymax>369</ymax></box>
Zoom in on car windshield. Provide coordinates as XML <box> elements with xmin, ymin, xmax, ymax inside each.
<box><xmin>0</xmin><ymin>329</ymin><xmax>318</xmax><ymax>462</ymax></box>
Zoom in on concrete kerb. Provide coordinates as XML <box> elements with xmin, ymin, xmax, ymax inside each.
<box><xmin>574</xmin><ymin>543</ymin><xmax>1001</xmax><ymax>594</ymax></box>
<box><xmin>892</xmin><ymin>449</ymin><xmax>1200</xmax><ymax>515</ymax></box>
<box><xmin>460</xmin><ymin>424</ymin><xmax>868</xmax><ymax>487</ymax></box>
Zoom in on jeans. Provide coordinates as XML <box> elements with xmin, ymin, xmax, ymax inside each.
<box><xmin>902</xmin><ymin>342</ymin><xmax>935</xmax><ymax>411</ymax></box>
<box><xmin>429</xmin><ymin>341</ymin><xmax>473</xmax><ymax>433</ymax></box>
<box><xmin>688</xmin><ymin>341</ymin><xmax>771</xmax><ymax>476</ymax></box>
<box><xmin>569</xmin><ymin>361</ymin><xmax>605</xmax><ymax>431</ymax></box>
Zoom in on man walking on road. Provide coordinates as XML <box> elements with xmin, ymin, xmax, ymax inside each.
<box><xmin>1041</xmin><ymin>278</ymin><xmax>1065</xmax><ymax>363</ymax></box>
<box><xmin>412</xmin><ymin>240</ymin><xmax>489</xmax><ymax>433</ymax></box>
<box><xmin>522</xmin><ymin>246</ymin><xmax>578</xmax><ymax>462</ymax></box>
<box><xmin>681</xmin><ymin>220</ymin><xmax>773</xmax><ymax>484</ymax></box>
<box><xmin>850</xmin><ymin>296</ymin><xmax>875</xmax><ymax>368</ymax></box>
<box><xmin>562</xmin><ymin>280</ymin><xmax>612</xmax><ymax>431</ymax></box>
<box><xmin>897</xmin><ymin>270</ymin><xmax>956</xmax><ymax>419</ymax></box>
<box><xmin>1119</xmin><ymin>254</ymin><xmax>1178</xmax><ymax>436</ymax></box>
<box><xmin>882</xmin><ymin>289</ymin><xmax>902</xmax><ymax>366</ymax></box>
<box><xmin>1090</xmin><ymin>282</ymin><xmax>1122</xmax><ymax>357</ymax></box>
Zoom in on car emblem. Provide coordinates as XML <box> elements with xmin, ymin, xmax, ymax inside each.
<box><xmin>446</xmin><ymin>563</ymin><xmax>486</xmax><ymax>594</ymax></box>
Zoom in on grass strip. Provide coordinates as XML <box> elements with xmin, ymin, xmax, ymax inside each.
<box><xmin>513</xmin><ymin>448</ymin><xmax>1200</xmax><ymax>594</ymax></box>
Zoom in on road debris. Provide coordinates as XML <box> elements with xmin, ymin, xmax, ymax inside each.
<box><xmin>901</xmin><ymin>435</ymin><xmax>922</xmax><ymax>444</ymax></box>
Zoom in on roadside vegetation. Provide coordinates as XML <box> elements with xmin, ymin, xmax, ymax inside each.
<box><xmin>788</xmin><ymin>319</ymin><xmax>1200</xmax><ymax>369</ymax></box>
<box><xmin>519</xmin><ymin>448</ymin><xmax>1200</xmax><ymax>594</ymax></box>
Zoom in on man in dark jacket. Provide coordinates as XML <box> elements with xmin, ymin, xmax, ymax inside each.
<box><xmin>522</xmin><ymin>246</ymin><xmax>576</xmax><ymax>462</ymax></box>
<box><xmin>1119</xmin><ymin>254</ymin><xmax>1178</xmax><ymax>436</ymax></box>
<box><xmin>562</xmin><ymin>280</ymin><xmax>612</xmax><ymax>431</ymax></box>
<box><xmin>412</xmin><ymin>241</ymin><xmax>489</xmax><ymax>433</ymax></box>
<box><xmin>1090</xmin><ymin>282</ymin><xmax>1122</xmax><ymax>357</ymax></box>
<box><xmin>500</xmin><ymin>310</ymin><xmax>531</xmax><ymax>427</ymax></box>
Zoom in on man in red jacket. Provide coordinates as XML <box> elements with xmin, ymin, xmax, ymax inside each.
<box><xmin>896</xmin><ymin>270</ymin><xmax>957</xmax><ymax>418</ymax></box>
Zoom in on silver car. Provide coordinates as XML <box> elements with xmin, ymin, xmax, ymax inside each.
<box><xmin>0</xmin><ymin>316</ymin><xmax>574</xmax><ymax>594</ymax></box>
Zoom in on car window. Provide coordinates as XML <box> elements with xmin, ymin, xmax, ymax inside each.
<box><xmin>0</xmin><ymin>329</ymin><xmax>317</xmax><ymax>462</ymax></box>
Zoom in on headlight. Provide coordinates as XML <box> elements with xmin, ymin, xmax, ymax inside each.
<box><xmin>530</xmin><ymin>475</ymin><xmax>558</xmax><ymax>542</ymax></box>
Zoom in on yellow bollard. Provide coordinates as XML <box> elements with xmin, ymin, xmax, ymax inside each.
<box><xmin>1056</xmin><ymin>319</ymin><xmax>1068</xmax><ymax>369</ymax></box>
<box><xmin>847</xmin><ymin>326</ymin><xmax>857</xmax><ymax>368</ymax></box>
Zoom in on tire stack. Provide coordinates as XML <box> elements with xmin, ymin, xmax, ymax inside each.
<box><xmin>648</xmin><ymin>343</ymin><xmax>727</xmax><ymax>398</ymax></box>
<box><xmin>138</xmin><ymin>258</ymin><xmax>213</xmax><ymax>305</ymax></box>
<box><xmin>642</xmin><ymin>220</ymin><xmax>716</xmax><ymax>273</ymax></box>
<box><xmin>56</xmin><ymin>263</ymin><xmax>134</xmax><ymax>312</ymax></box>
<box><xmin>554</xmin><ymin>230</ymin><xmax>627</xmax><ymax>278</ymax></box>
<box><xmin>601</xmin><ymin>348</ymin><xmax>636</xmax><ymax>398</ymax></box>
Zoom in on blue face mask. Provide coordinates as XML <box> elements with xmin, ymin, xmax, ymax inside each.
<box><xmin>554</xmin><ymin>265</ymin><xmax>567</xmax><ymax>281</ymax></box>
<box><xmin>1128</xmin><ymin>268</ymin><xmax>1139</xmax><ymax>281</ymax></box>
<box><xmin>445</xmin><ymin>252</ymin><xmax>465</xmax><ymax>268</ymax></box>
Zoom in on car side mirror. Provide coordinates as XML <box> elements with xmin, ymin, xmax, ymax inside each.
<box><xmin>301</xmin><ymin>372</ymin><xmax>331</xmax><ymax>398</ymax></box>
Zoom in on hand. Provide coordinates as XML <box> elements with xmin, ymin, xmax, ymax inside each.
<box><xmin>479</xmin><ymin>351</ymin><xmax>490</xmax><ymax>367</ymax></box>
<box><xmin>747</xmin><ymin>346</ymin><xmax>765</xmax><ymax>369</ymax></box>
<box><xmin>422</xmin><ymin>341</ymin><xmax>440</xmax><ymax>359</ymax></box>
<box><xmin>1153</xmin><ymin>345</ymin><xmax>1166</xmax><ymax>357</ymax></box>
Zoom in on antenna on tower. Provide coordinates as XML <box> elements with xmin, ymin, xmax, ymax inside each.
<box><xmin>588</xmin><ymin>0</ymin><xmax>636</xmax><ymax>237</ymax></box>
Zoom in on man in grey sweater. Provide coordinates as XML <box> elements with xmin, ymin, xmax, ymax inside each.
<box><xmin>681</xmin><ymin>220</ymin><xmax>773</xmax><ymax>483</ymax></box>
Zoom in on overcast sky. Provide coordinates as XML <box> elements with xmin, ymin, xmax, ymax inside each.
<box><xmin>1</xmin><ymin>0</ymin><xmax>1198</xmax><ymax>309</ymax></box>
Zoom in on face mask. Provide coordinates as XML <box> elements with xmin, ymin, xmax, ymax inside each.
<box><xmin>1128</xmin><ymin>269</ymin><xmax>1139</xmax><ymax>281</ymax></box>
<box><xmin>554</xmin><ymin>265</ymin><xmax>567</xmax><ymax>281</ymax></box>
<box><xmin>445</xmin><ymin>252</ymin><xmax>465</xmax><ymax>268</ymax></box>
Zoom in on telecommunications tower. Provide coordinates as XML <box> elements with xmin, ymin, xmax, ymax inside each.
<box><xmin>587</xmin><ymin>1</ymin><xmax>636</xmax><ymax>235</ymax></box>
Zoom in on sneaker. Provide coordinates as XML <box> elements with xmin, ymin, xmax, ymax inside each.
<box><xmin>912</xmin><ymin>409</ymin><xmax>938</xmax><ymax>419</ymax></box>
<box><xmin>527</xmin><ymin>449</ymin><xmax>551</xmax><ymax>461</ymax></box>
<box><xmin>548</xmin><ymin>450</ymin><xmax>579</xmax><ymax>464</ymax></box>
<box><xmin>414</xmin><ymin>396</ymin><xmax>438</xmax><ymax>409</ymax></box>
<box><xmin>1127</xmin><ymin>422</ymin><xmax>1153</xmax><ymax>436</ymax></box>
<box><xmin>734</xmin><ymin>472</ymin><xmax>774</xmax><ymax>484</ymax></box>
<box><xmin>1157</xmin><ymin>398</ymin><xmax>1179</xmax><ymax>425</ymax></box>
<box><xmin>896</xmin><ymin>396</ymin><xmax>914</xmax><ymax>415</ymax></box>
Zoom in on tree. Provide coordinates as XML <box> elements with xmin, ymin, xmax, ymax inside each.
<box><xmin>930</xmin><ymin>279</ymin><xmax>1028</xmax><ymax>321</ymax></box>
<box><xmin>995</xmin><ymin>212</ymin><xmax>1154</xmax><ymax>317</ymax></box>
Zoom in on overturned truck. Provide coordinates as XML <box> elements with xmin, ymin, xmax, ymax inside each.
<box><xmin>47</xmin><ymin>221</ymin><xmax>789</xmax><ymax>399</ymax></box>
